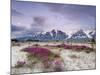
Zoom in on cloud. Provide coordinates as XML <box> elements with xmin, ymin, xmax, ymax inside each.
<box><xmin>32</xmin><ymin>16</ymin><xmax>46</xmax><ymax>26</ymax></box>
<box><xmin>11</xmin><ymin>9</ymin><xmax>24</xmax><ymax>16</ymax></box>
<box><xmin>11</xmin><ymin>25</ymin><xmax>25</xmax><ymax>32</ymax></box>
<box><xmin>29</xmin><ymin>16</ymin><xmax>47</xmax><ymax>32</ymax></box>
<box><xmin>44</xmin><ymin>3</ymin><xmax>96</xmax><ymax>18</ymax></box>
<box><xmin>11</xmin><ymin>24</ymin><xmax>26</xmax><ymax>38</ymax></box>
<box><xmin>43</xmin><ymin>3</ymin><xmax>96</xmax><ymax>30</ymax></box>
<box><xmin>11</xmin><ymin>16</ymin><xmax>45</xmax><ymax>37</ymax></box>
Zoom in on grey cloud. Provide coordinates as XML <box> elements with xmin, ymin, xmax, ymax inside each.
<box><xmin>11</xmin><ymin>25</ymin><xmax>40</xmax><ymax>38</ymax></box>
<box><xmin>11</xmin><ymin>16</ymin><xmax>46</xmax><ymax>37</ymax></box>
<box><xmin>30</xmin><ymin>16</ymin><xmax>46</xmax><ymax>33</ymax></box>
<box><xmin>43</xmin><ymin>3</ymin><xmax>96</xmax><ymax>27</ymax></box>
<box><xmin>33</xmin><ymin>16</ymin><xmax>46</xmax><ymax>25</ymax></box>
<box><xmin>11</xmin><ymin>9</ymin><xmax>24</xmax><ymax>16</ymax></box>
<box><xmin>11</xmin><ymin>25</ymin><xmax>25</xmax><ymax>32</ymax></box>
<box><xmin>43</xmin><ymin>3</ymin><xmax>96</xmax><ymax>18</ymax></box>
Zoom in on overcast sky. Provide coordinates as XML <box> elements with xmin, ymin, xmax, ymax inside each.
<box><xmin>11</xmin><ymin>0</ymin><xmax>96</xmax><ymax>38</ymax></box>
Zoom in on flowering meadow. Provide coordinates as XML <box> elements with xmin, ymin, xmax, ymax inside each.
<box><xmin>11</xmin><ymin>42</ymin><xmax>96</xmax><ymax>74</ymax></box>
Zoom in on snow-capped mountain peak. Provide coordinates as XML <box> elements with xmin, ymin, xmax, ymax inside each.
<box><xmin>70</xmin><ymin>29</ymin><xmax>88</xmax><ymax>39</ymax></box>
<box><xmin>13</xmin><ymin>29</ymin><xmax>96</xmax><ymax>42</ymax></box>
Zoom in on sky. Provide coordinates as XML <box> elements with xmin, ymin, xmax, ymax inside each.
<box><xmin>11</xmin><ymin>0</ymin><xmax>96</xmax><ymax>38</ymax></box>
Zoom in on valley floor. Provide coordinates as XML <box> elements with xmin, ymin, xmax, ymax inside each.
<box><xmin>11</xmin><ymin>42</ymin><xmax>96</xmax><ymax>74</ymax></box>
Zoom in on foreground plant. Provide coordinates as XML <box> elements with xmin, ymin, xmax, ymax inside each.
<box><xmin>22</xmin><ymin>47</ymin><xmax>52</xmax><ymax>61</ymax></box>
<box><xmin>22</xmin><ymin>47</ymin><xmax>59</xmax><ymax>63</ymax></box>
<box><xmin>22</xmin><ymin>47</ymin><xmax>64</xmax><ymax>71</ymax></box>
<box><xmin>52</xmin><ymin>56</ymin><xmax>64</xmax><ymax>71</ymax></box>
<box><xmin>14</xmin><ymin>61</ymin><xmax>26</xmax><ymax>68</ymax></box>
<box><xmin>56</xmin><ymin>44</ymin><xmax>93</xmax><ymax>51</ymax></box>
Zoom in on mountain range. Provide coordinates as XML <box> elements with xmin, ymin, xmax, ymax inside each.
<box><xmin>12</xmin><ymin>29</ymin><xmax>96</xmax><ymax>42</ymax></box>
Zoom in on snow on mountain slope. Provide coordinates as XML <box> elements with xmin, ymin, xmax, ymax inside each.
<box><xmin>89</xmin><ymin>30</ymin><xmax>96</xmax><ymax>39</ymax></box>
<box><xmin>13</xmin><ymin>29</ymin><xmax>96</xmax><ymax>42</ymax></box>
<box><xmin>70</xmin><ymin>30</ymin><xmax>88</xmax><ymax>39</ymax></box>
